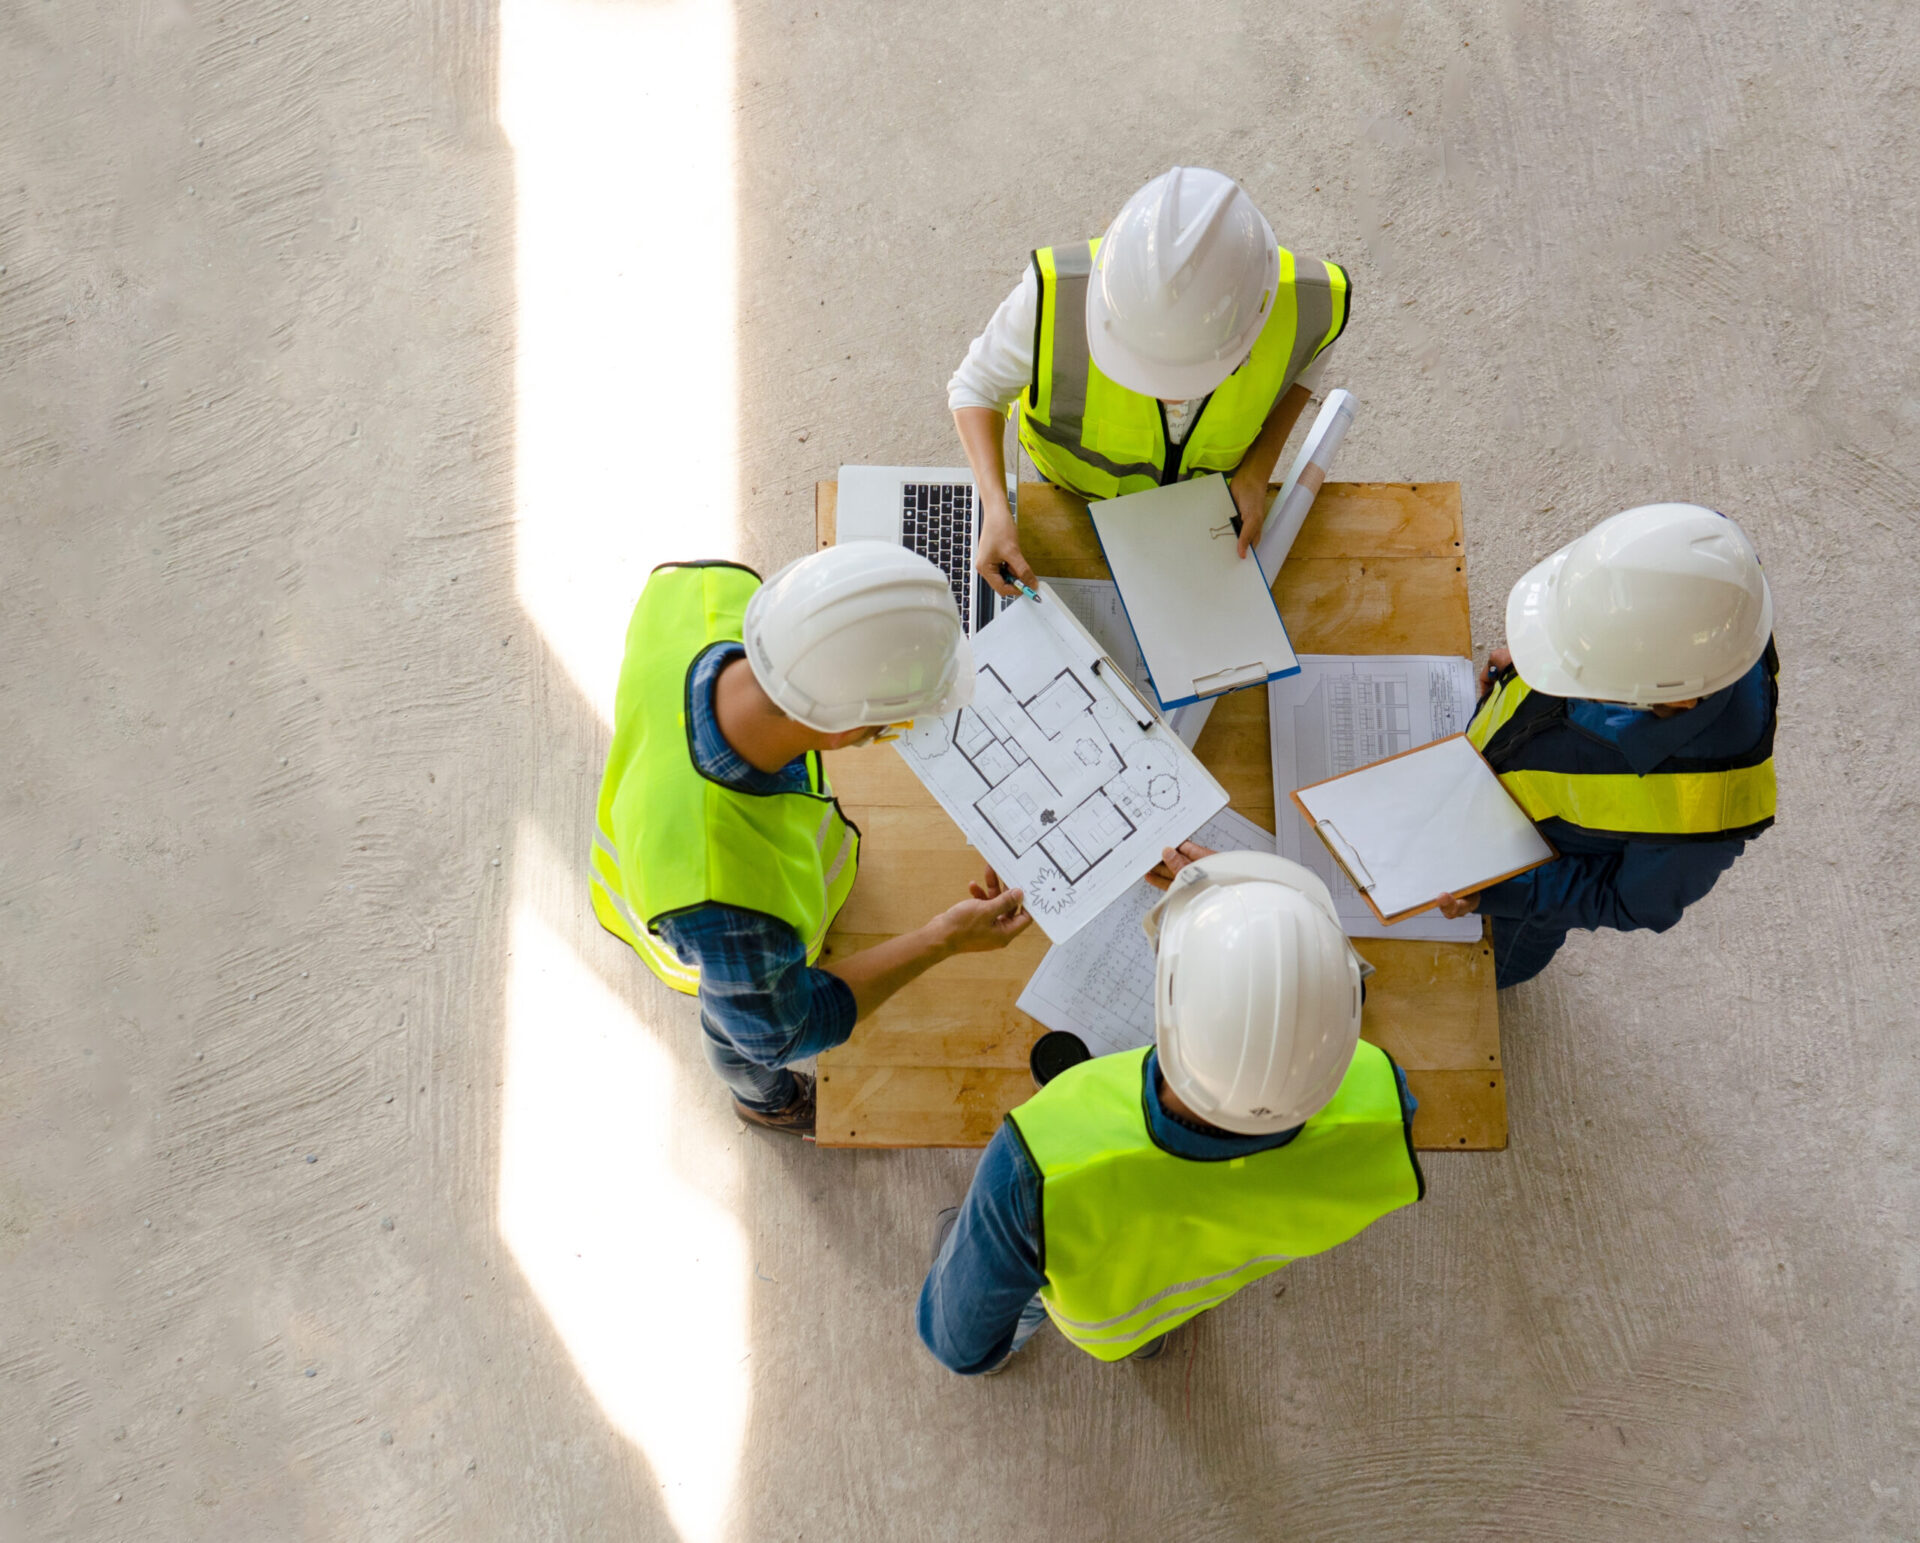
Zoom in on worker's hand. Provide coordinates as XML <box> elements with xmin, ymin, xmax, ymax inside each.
<box><xmin>975</xmin><ymin>510</ymin><xmax>1037</xmax><ymax>600</ymax></box>
<box><xmin>1435</xmin><ymin>890</ymin><xmax>1480</xmax><ymax>920</ymax></box>
<box><xmin>968</xmin><ymin>864</ymin><xmax>1007</xmax><ymax>901</ymax></box>
<box><xmin>936</xmin><ymin>882</ymin><xmax>1031</xmax><ymax>953</ymax></box>
<box><xmin>1228</xmin><ymin>470</ymin><xmax>1269</xmax><ymax>559</ymax></box>
<box><xmin>1478</xmin><ymin>646</ymin><xmax>1513</xmax><ymax>698</ymax></box>
<box><xmin>1145</xmin><ymin>841</ymin><xmax>1216</xmax><ymax>891</ymax></box>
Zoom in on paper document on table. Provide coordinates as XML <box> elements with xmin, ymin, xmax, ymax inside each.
<box><xmin>1015</xmin><ymin>808</ymin><xmax>1276</xmax><ymax>1057</ymax></box>
<box><xmin>895</xmin><ymin>584</ymin><xmax>1229</xmax><ymax>945</ymax></box>
<box><xmin>1044</xmin><ymin>577</ymin><xmax>1151</xmax><ymax>697</ymax></box>
<box><xmin>1269</xmin><ymin>655</ymin><xmax>1487</xmax><ymax>941</ymax></box>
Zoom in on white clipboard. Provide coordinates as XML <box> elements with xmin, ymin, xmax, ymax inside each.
<box><xmin>1087</xmin><ymin>475</ymin><xmax>1301</xmax><ymax>711</ymax></box>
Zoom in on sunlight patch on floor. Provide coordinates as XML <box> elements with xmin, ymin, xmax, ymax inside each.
<box><xmin>499</xmin><ymin>897</ymin><xmax>748</xmax><ymax>1543</ymax></box>
<box><xmin>501</xmin><ymin>0</ymin><xmax>740</xmax><ymax>725</ymax></box>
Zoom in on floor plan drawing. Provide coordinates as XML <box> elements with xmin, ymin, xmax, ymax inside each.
<box><xmin>897</xmin><ymin>587</ymin><xmax>1228</xmax><ymax>944</ymax></box>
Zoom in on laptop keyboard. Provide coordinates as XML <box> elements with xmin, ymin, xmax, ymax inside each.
<box><xmin>901</xmin><ymin>481</ymin><xmax>979</xmax><ymax>628</ymax></box>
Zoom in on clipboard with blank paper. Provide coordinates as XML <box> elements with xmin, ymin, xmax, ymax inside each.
<box><xmin>1290</xmin><ymin>734</ymin><xmax>1557</xmax><ymax>924</ymax></box>
<box><xmin>1088</xmin><ymin>474</ymin><xmax>1300</xmax><ymax>712</ymax></box>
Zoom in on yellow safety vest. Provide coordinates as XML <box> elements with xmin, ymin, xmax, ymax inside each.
<box><xmin>1465</xmin><ymin>642</ymin><xmax>1780</xmax><ymax>841</ymax></box>
<box><xmin>1016</xmin><ymin>238</ymin><xmax>1350</xmax><ymax>500</ymax></box>
<box><xmin>588</xmin><ymin>562</ymin><xmax>861</xmax><ymax>994</ymax></box>
<box><xmin>1005</xmin><ymin>1044</ymin><xmax>1422</xmax><ymax>1362</ymax></box>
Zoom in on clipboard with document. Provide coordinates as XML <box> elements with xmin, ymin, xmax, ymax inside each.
<box><xmin>1087</xmin><ymin>474</ymin><xmax>1301</xmax><ymax>712</ymax></box>
<box><xmin>1289</xmin><ymin>733</ymin><xmax>1557</xmax><ymax>924</ymax></box>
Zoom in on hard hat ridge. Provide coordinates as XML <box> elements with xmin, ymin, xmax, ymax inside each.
<box><xmin>1505</xmin><ymin>503</ymin><xmax>1772</xmax><ymax>706</ymax></box>
<box><xmin>1143</xmin><ymin>851</ymin><xmax>1366</xmax><ymax>1135</ymax></box>
<box><xmin>1087</xmin><ymin>166</ymin><xmax>1281</xmax><ymax>401</ymax></box>
<box><xmin>743</xmin><ymin>542</ymin><xmax>974</xmax><ymax>734</ymax></box>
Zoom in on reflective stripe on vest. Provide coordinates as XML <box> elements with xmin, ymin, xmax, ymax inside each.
<box><xmin>589</xmin><ymin>561</ymin><xmax>861</xmax><ymax>995</ymax></box>
<box><xmin>1016</xmin><ymin>238</ymin><xmax>1350</xmax><ymax>501</ymax></box>
<box><xmin>1005</xmin><ymin>1044</ymin><xmax>1422</xmax><ymax>1362</ymax></box>
<box><xmin>1465</xmin><ymin>645</ymin><xmax>1780</xmax><ymax>842</ymax></box>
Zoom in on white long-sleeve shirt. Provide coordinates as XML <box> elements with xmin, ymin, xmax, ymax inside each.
<box><xmin>947</xmin><ymin>266</ymin><xmax>1331</xmax><ymax>445</ymax></box>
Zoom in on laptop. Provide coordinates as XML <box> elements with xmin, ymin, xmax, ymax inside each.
<box><xmin>835</xmin><ymin>465</ymin><xmax>1016</xmax><ymax>636</ymax></box>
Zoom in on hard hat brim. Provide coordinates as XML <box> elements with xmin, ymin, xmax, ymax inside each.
<box><xmin>1504</xmin><ymin>549</ymin><xmax>1590</xmax><ymax>700</ymax></box>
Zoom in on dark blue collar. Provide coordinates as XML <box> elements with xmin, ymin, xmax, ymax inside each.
<box><xmin>1565</xmin><ymin>657</ymin><xmax>1770</xmax><ymax>776</ymax></box>
<box><xmin>1142</xmin><ymin>1050</ymin><xmax>1302</xmax><ymax>1159</ymax></box>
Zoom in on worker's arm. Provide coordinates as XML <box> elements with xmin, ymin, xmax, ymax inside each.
<box><xmin>956</xmin><ymin>406</ymin><xmax>1033</xmax><ymax>599</ymax></box>
<box><xmin>951</xmin><ymin>270</ymin><xmax>1040</xmax><ymax>600</ymax></box>
<box><xmin>1226</xmin><ymin>381</ymin><xmax>1315</xmax><ymax>559</ymax></box>
<box><xmin>1473</xmin><ymin>840</ymin><xmax>1747</xmax><ymax>934</ymax></box>
<box><xmin>822</xmin><ymin>866</ymin><xmax>1030</xmax><ymax>1021</ymax></box>
<box><xmin>918</xmin><ymin>1123</ymin><xmax>1048</xmax><ymax>1374</ymax></box>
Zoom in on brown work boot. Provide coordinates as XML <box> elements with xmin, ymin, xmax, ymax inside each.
<box><xmin>733</xmin><ymin>1073</ymin><xmax>816</xmax><ymax>1138</ymax></box>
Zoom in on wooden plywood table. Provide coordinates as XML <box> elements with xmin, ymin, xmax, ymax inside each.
<box><xmin>812</xmin><ymin>480</ymin><xmax>1506</xmax><ymax>1152</ymax></box>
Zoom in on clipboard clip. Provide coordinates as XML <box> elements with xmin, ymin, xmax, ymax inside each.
<box><xmin>1314</xmin><ymin>818</ymin><xmax>1375</xmax><ymax>892</ymax></box>
<box><xmin>1091</xmin><ymin>657</ymin><xmax>1154</xmax><ymax>731</ymax></box>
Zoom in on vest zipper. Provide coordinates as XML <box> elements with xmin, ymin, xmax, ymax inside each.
<box><xmin>1158</xmin><ymin>393</ymin><xmax>1216</xmax><ymax>486</ymax></box>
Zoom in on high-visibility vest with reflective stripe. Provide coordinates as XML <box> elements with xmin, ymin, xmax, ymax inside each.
<box><xmin>1465</xmin><ymin>642</ymin><xmax>1779</xmax><ymax>842</ymax></box>
<box><xmin>588</xmin><ymin>561</ymin><xmax>861</xmax><ymax>995</ymax></box>
<box><xmin>1016</xmin><ymin>238</ymin><xmax>1350</xmax><ymax>500</ymax></box>
<box><xmin>1004</xmin><ymin>1044</ymin><xmax>1422</xmax><ymax>1362</ymax></box>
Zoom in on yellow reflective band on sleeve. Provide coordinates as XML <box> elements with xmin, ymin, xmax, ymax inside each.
<box><xmin>1316</xmin><ymin>261</ymin><xmax>1348</xmax><ymax>356</ymax></box>
<box><xmin>1497</xmin><ymin>760</ymin><xmax>1778</xmax><ymax>837</ymax></box>
<box><xmin>1466</xmin><ymin>673</ymin><xmax>1531</xmax><ymax>751</ymax></box>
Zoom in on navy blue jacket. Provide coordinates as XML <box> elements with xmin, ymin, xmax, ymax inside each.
<box><xmin>1474</xmin><ymin>657</ymin><xmax>1773</xmax><ymax>934</ymax></box>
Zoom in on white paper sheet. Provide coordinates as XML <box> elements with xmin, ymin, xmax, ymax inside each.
<box><xmin>1296</xmin><ymin>736</ymin><xmax>1555</xmax><ymax>920</ymax></box>
<box><xmin>1268</xmin><ymin>655</ymin><xmax>1487</xmax><ymax>941</ymax></box>
<box><xmin>895</xmin><ymin>586</ymin><xmax>1229</xmax><ymax>945</ymax></box>
<box><xmin>1044</xmin><ymin>577</ymin><xmax>1151</xmax><ymax>697</ymax></box>
<box><xmin>1088</xmin><ymin>475</ymin><xmax>1300</xmax><ymax>711</ymax></box>
<box><xmin>1015</xmin><ymin>808</ymin><xmax>1276</xmax><ymax>1057</ymax></box>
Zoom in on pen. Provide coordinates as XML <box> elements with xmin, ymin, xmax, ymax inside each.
<box><xmin>998</xmin><ymin>563</ymin><xmax>1042</xmax><ymax>603</ymax></box>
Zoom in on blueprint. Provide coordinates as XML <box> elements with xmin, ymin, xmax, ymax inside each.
<box><xmin>1015</xmin><ymin>808</ymin><xmax>1276</xmax><ymax>1057</ymax></box>
<box><xmin>896</xmin><ymin>586</ymin><xmax>1228</xmax><ymax>945</ymax></box>
<box><xmin>1268</xmin><ymin>655</ymin><xmax>1484</xmax><ymax>942</ymax></box>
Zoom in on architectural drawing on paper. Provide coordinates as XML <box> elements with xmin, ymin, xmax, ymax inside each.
<box><xmin>908</xmin><ymin>661</ymin><xmax>1184</xmax><ymax>919</ymax></box>
<box><xmin>896</xmin><ymin>590</ymin><xmax>1227</xmax><ymax>944</ymax></box>
<box><xmin>1016</xmin><ymin>808</ymin><xmax>1278</xmax><ymax>1057</ymax></box>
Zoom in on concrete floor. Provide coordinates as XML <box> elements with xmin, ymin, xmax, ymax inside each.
<box><xmin>5</xmin><ymin>0</ymin><xmax>1918</xmax><ymax>1537</ymax></box>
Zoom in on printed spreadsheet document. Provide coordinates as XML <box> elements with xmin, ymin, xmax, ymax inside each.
<box><xmin>1268</xmin><ymin>655</ymin><xmax>1487</xmax><ymax>942</ymax></box>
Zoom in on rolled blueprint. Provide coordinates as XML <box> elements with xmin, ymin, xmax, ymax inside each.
<box><xmin>1167</xmin><ymin>388</ymin><xmax>1358</xmax><ymax>748</ymax></box>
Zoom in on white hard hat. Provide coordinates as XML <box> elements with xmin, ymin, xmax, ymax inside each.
<box><xmin>742</xmin><ymin>542</ymin><xmax>974</xmax><ymax>733</ymax></box>
<box><xmin>1142</xmin><ymin>851</ymin><xmax>1367</xmax><ymax>1136</ymax></box>
<box><xmin>1506</xmin><ymin>503</ymin><xmax>1773</xmax><ymax>706</ymax></box>
<box><xmin>1086</xmin><ymin>166</ymin><xmax>1281</xmax><ymax>401</ymax></box>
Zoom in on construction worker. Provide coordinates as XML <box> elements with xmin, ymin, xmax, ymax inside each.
<box><xmin>918</xmin><ymin>850</ymin><xmax>1423</xmax><ymax>1373</ymax></box>
<box><xmin>589</xmin><ymin>546</ymin><xmax>1032</xmax><ymax>1137</ymax></box>
<box><xmin>1436</xmin><ymin>503</ymin><xmax>1779</xmax><ymax>989</ymax></box>
<box><xmin>951</xmin><ymin>166</ymin><xmax>1351</xmax><ymax>598</ymax></box>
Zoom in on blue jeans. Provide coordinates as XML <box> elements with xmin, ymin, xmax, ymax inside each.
<box><xmin>1007</xmin><ymin>1296</ymin><xmax>1049</xmax><ymax>1359</ymax></box>
<box><xmin>1492</xmin><ymin>913</ymin><xmax>1568</xmax><ymax>989</ymax></box>
<box><xmin>701</xmin><ymin>1012</ymin><xmax>798</xmax><ymax>1113</ymax></box>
